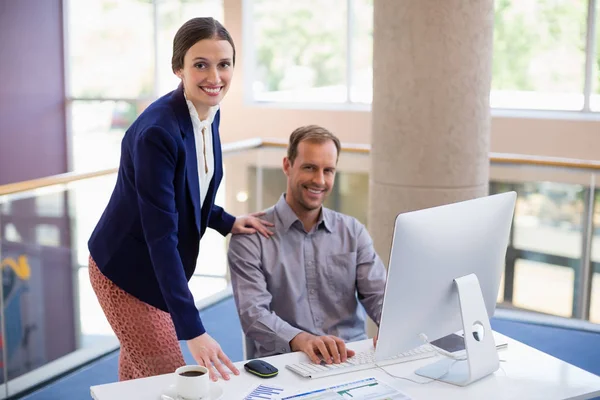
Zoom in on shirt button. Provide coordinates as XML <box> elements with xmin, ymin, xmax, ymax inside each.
<box><xmin>308</xmin><ymin>261</ymin><xmax>314</xmax><ymax>265</ymax></box>
<box><xmin>310</xmin><ymin>289</ymin><xmax>315</xmax><ymax>295</ymax></box>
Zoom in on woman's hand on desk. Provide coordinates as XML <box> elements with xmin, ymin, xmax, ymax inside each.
<box><xmin>187</xmin><ymin>333</ymin><xmax>240</xmax><ymax>382</ymax></box>
<box><xmin>290</xmin><ymin>332</ymin><xmax>356</xmax><ymax>365</ymax></box>
<box><xmin>232</xmin><ymin>212</ymin><xmax>274</xmax><ymax>238</ymax></box>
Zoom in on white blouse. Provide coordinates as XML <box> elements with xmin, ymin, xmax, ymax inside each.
<box><xmin>185</xmin><ymin>97</ymin><xmax>219</xmax><ymax>209</ymax></box>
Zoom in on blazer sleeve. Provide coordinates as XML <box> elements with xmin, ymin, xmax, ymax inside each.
<box><xmin>208</xmin><ymin>205</ymin><xmax>235</xmax><ymax>236</ymax></box>
<box><xmin>133</xmin><ymin>125</ymin><xmax>205</xmax><ymax>340</ymax></box>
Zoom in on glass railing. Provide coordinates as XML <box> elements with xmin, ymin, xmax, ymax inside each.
<box><xmin>221</xmin><ymin>144</ymin><xmax>600</xmax><ymax>324</ymax></box>
<box><xmin>0</xmin><ymin>139</ymin><xmax>598</xmax><ymax>397</ymax></box>
<box><xmin>0</xmin><ymin>170</ymin><xmax>235</xmax><ymax>398</ymax></box>
<box><xmin>489</xmin><ymin>161</ymin><xmax>599</xmax><ymax>322</ymax></box>
<box><xmin>0</xmin><ymin>173</ymin><xmax>119</xmax><ymax>398</ymax></box>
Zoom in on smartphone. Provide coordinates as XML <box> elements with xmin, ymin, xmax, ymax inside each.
<box><xmin>430</xmin><ymin>333</ymin><xmax>466</xmax><ymax>359</ymax></box>
<box><xmin>430</xmin><ymin>332</ymin><xmax>508</xmax><ymax>359</ymax></box>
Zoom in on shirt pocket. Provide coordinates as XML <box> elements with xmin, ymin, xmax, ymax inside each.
<box><xmin>324</xmin><ymin>252</ymin><xmax>357</xmax><ymax>293</ymax></box>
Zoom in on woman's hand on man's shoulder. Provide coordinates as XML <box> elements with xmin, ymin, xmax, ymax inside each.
<box><xmin>231</xmin><ymin>212</ymin><xmax>274</xmax><ymax>238</ymax></box>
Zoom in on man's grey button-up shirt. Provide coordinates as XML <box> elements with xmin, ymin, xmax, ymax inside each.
<box><xmin>228</xmin><ymin>194</ymin><xmax>387</xmax><ymax>358</ymax></box>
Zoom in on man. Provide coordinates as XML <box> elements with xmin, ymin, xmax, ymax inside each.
<box><xmin>228</xmin><ymin>125</ymin><xmax>386</xmax><ymax>365</ymax></box>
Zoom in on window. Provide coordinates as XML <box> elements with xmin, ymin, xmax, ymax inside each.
<box><xmin>67</xmin><ymin>0</ymin><xmax>155</xmax><ymax>99</ymax></box>
<box><xmin>247</xmin><ymin>0</ymin><xmax>373</xmax><ymax>104</ymax></box>
<box><xmin>592</xmin><ymin>0</ymin><xmax>600</xmax><ymax>111</ymax></box>
<box><xmin>492</xmin><ymin>0</ymin><xmax>589</xmax><ymax>110</ymax></box>
<box><xmin>351</xmin><ymin>0</ymin><xmax>374</xmax><ymax>103</ymax></box>
<box><xmin>249</xmin><ymin>0</ymin><xmax>348</xmax><ymax>103</ymax></box>
<box><xmin>247</xmin><ymin>0</ymin><xmax>599</xmax><ymax>112</ymax></box>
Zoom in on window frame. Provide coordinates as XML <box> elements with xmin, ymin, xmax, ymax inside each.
<box><xmin>244</xmin><ymin>0</ymin><xmax>600</xmax><ymax>114</ymax></box>
<box><xmin>243</xmin><ymin>0</ymin><xmax>364</xmax><ymax>108</ymax></box>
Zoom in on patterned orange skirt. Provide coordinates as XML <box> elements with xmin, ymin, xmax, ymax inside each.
<box><xmin>88</xmin><ymin>256</ymin><xmax>185</xmax><ymax>381</ymax></box>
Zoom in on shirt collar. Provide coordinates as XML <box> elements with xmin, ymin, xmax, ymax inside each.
<box><xmin>184</xmin><ymin>92</ymin><xmax>219</xmax><ymax>128</ymax></box>
<box><xmin>274</xmin><ymin>194</ymin><xmax>334</xmax><ymax>233</ymax></box>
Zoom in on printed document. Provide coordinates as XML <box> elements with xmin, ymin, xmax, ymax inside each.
<box><xmin>280</xmin><ymin>377</ymin><xmax>413</xmax><ymax>400</ymax></box>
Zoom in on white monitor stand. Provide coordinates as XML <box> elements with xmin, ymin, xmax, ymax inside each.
<box><xmin>415</xmin><ymin>273</ymin><xmax>499</xmax><ymax>386</ymax></box>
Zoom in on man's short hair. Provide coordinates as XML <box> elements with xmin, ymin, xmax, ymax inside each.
<box><xmin>287</xmin><ymin>125</ymin><xmax>341</xmax><ymax>165</ymax></box>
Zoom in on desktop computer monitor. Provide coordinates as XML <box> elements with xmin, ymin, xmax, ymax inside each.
<box><xmin>374</xmin><ymin>192</ymin><xmax>516</xmax><ymax>385</ymax></box>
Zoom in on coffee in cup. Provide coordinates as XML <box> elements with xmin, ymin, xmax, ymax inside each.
<box><xmin>175</xmin><ymin>365</ymin><xmax>210</xmax><ymax>399</ymax></box>
<box><xmin>179</xmin><ymin>370</ymin><xmax>205</xmax><ymax>377</ymax></box>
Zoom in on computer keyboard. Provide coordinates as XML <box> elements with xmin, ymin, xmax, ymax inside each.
<box><xmin>285</xmin><ymin>344</ymin><xmax>436</xmax><ymax>379</ymax></box>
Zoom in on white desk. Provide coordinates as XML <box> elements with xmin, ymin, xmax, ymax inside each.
<box><xmin>91</xmin><ymin>334</ymin><xmax>600</xmax><ymax>400</ymax></box>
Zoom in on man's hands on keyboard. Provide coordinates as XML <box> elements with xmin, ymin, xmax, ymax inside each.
<box><xmin>286</xmin><ymin>344</ymin><xmax>437</xmax><ymax>379</ymax></box>
<box><xmin>290</xmin><ymin>332</ymin><xmax>356</xmax><ymax>364</ymax></box>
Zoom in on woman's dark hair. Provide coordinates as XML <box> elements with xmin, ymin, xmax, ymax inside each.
<box><xmin>171</xmin><ymin>17</ymin><xmax>236</xmax><ymax>73</ymax></box>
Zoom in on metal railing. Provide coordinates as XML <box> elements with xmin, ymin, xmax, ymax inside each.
<box><xmin>2</xmin><ymin>139</ymin><xmax>599</xmax><ymax>197</ymax></box>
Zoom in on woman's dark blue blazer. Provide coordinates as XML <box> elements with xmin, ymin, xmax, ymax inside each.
<box><xmin>88</xmin><ymin>84</ymin><xmax>235</xmax><ymax>340</ymax></box>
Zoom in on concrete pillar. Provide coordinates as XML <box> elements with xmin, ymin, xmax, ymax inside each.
<box><xmin>368</xmin><ymin>0</ymin><xmax>495</xmax><ymax>266</ymax></box>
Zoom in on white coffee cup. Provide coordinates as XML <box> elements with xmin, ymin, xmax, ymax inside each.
<box><xmin>175</xmin><ymin>365</ymin><xmax>210</xmax><ymax>400</ymax></box>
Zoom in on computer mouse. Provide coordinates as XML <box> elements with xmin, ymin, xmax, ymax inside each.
<box><xmin>244</xmin><ymin>359</ymin><xmax>279</xmax><ymax>378</ymax></box>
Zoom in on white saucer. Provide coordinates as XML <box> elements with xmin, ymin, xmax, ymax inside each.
<box><xmin>162</xmin><ymin>383</ymin><xmax>223</xmax><ymax>400</ymax></box>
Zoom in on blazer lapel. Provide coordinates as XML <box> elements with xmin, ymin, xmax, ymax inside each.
<box><xmin>171</xmin><ymin>84</ymin><xmax>201</xmax><ymax>233</ymax></box>
<box><xmin>211</xmin><ymin>110</ymin><xmax>223</xmax><ymax>186</ymax></box>
<box><xmin>184</xmin><ymin>133</ymin><xmax>201</xmax><ymax>232</ymax></box>
<box><xmin>200</xmin><ymin>109</ymin><xmax>222</xmax><ymax>219</ymax></box>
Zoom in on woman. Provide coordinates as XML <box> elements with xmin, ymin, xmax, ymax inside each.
<box><xmin>88</xmin><ymin>17</ymin><xmax>272</xmax><ymax>382</ymax></box>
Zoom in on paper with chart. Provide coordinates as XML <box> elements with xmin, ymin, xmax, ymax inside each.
<box><xmin>280</xmin><ymin>377</ymin><xmax>413</xmax><ymax>400</ymax></box>
<box><xmin>243</xmin><ymin>383</ymin><xmax>286</xmax><ymax>400</ymax></box>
